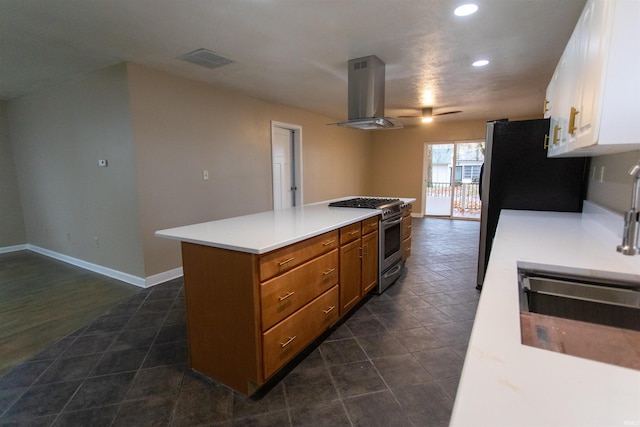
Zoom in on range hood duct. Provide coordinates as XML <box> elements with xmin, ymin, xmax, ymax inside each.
<box><xmin>334</xmin><ymin>55</ymin><xmax>402</xmax><ymax>130</ymax></box>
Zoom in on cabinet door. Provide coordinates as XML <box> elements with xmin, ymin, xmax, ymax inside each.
<box><xmin>361</xmin><ymin>230</ymin><xmax>378</xmax><ymax>295</ymax></box>
<box><xmin>340</xmin><ymin>238</ymin><xmax>361</xmax><ymax>314</ymax></box>
<box><xmin>572</xmin><ymin>0</ymin><xmax>608</xmax><ymax>150</ymax></box>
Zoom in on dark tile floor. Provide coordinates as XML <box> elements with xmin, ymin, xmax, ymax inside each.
<box><xmin>0</xmin><ymin>217</ymin><xmax>480</xmax><ymax>427</ymax></box>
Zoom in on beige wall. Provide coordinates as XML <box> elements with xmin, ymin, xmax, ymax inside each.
<box><xmin>369</xmin><ymin>120</ymin><xmax>488</xmax><ymax>212</ymax></box>
<box><xmin>6</xmin><ymin>59</ymin><xmax>638</xmax><ymax>281</ymax></box>
<box><xmin>586</xmin><ymin>150</ymin><xmax>640</xmax><ymax>213</ymax></box>
<box><xmin>0</xmin><ymin>102</ymin><xmax>26</xmax><ymax>247</ymax></box>
<box><xmin>126</xmin><ymin>63</ymin><xmax>371</xmax><ymax>276</ymax></box>
<box><xmin>7</xmin><ymin>64</ymin><xmax>146</xmax><ymax>276</ymax></box>
<box><xmin>4</xmin><ymin>62</ymin><xmax>372</xmax><ymax>279</ymax></box>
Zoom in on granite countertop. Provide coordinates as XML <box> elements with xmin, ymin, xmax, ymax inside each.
<box><xmin>451</xmin><ymin>202</ymin><xmax>640</xmax><ymax>426</ymax></box>
<box><xmin>155</xmin><ymin>197</ymin><xmax>415</xmax><ymax>254</ymax></box>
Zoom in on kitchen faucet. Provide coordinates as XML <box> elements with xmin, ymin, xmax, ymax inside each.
<box><xmin>616</xmin><ymin>161</ymin><xmax>640</xmax><ymax>255</ymax></box>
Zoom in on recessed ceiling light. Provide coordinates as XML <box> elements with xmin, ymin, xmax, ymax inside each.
<box><xmin>472</xmin><ymin>59</ymin><xmax>489</xmax><ymax>67</ymax></box>
<box><xmin>454</xmin><ymin>4</ymin><xmax>478</xmax><ymax>16</ymax></box>
<box><xmin>421</xmin><ymin>117</ymin><xmax>433</xmax><ymax>123</ymax></box>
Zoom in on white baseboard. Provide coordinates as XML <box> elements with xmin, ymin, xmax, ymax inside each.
<box><xmin>1</xmin><ymin>244</ymin><xmax>184</xmax><ymax>289</ymax></box>
<box><xmin>145</xmin><ymin>267</ymin><xmax>183</xmax><ymax>288</ymax></box>
<box><xmin>27</xmin><ymin>245</ymin><xmax>147</xmax><ymax>288</ymax></box>
<box><xmin>0</xmin><ymin>244</ymin><xmax>28</xmax><ymax>254</ymax></box>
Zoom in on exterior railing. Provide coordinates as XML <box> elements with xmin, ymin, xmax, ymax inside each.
<box><xmin>426</xmin><ymin>181</ymin><xmax>481</xmax><ymax>217</ymax></box>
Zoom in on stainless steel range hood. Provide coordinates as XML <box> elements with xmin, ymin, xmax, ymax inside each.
<box><xmin>334</xmin><ymin>55</ymin><xmax>402</xmax><ymax>130</ymax></box>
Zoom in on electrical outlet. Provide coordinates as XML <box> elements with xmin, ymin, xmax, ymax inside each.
<box><xmin>98</xmin><ymin>159</ymin><xmax>108</xmax><ymax>167</ymax></box>
<box><xmin>203</xmin><ymin>170</ymin><xmax>209</xmax><ymax>180</ymax></box>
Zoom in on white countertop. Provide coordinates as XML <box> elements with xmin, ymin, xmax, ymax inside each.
<box><xmin>155</xmin><ymin>197</ymin><xmax>415</xmax><ymax>254</ymax></box>
<box><xmin>451</xmin><ymin>203</ymin><xmax>640</xmax><ymax>427</ymax></box>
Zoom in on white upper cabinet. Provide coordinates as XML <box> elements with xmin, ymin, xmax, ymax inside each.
<box><xmin>546</xmin><ymin>0</ymin><xmax>640</xmax><ymax>157</ymax></box>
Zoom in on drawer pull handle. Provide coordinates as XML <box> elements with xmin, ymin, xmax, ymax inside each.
<box><xmin>278</xmin><ymin>291</ymin><xmax>295</xmax><ymax>301</ymax></box>
<box><xmin>322</xmin><ymin>268</ymin><xmax>335</xmax><ymax>276</ymax></box>
<box><xmin>280</xmin><ymin>336</ymin><xmax>296</xmax><ymax>348</ymax></box>
<box><xmin>322</xmin><ymin>239</ymin><xmax>336</xmax><ymax>246</ymax></box>
<box><xmin>278</xmin><ymin>257</ymin><xmax>295</xmax><ymax>266</ymax></box>
<box><xmin>349</xmin><ymin>230</ymin><xmax>359</xmax><ymax>235</ymax></box>
<box><xmin>323</xmin><ymin>305</ymin><xmax>336</xmax><ymax>314</ymax></box>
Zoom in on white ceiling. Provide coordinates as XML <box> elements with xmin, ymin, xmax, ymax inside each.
<box><xmin>0</xmin><ymin>0</ymin><xmax>586</xmax><ymax>124</ymax></box>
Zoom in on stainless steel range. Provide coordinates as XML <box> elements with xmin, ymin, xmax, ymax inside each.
<box><xmin>329</xmin><ymin>197</ymin><xmax>404</xmax><ymax>293</ymax></box>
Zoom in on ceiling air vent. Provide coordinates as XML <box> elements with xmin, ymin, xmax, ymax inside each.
<box><xmin>178</xmin><ymin>48</ymin><xmax>234</xmax><ymax>69</ymax></box>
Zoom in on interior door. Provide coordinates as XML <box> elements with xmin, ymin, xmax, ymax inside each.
<box><xmin>272</xmin><ymin>127</ymin><xmax>295</xmax><ymax>210</ymax></box>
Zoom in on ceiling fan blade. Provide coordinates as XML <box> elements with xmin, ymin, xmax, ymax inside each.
<box><xmin>433</xmin><ymin>110</ymin><xmax>463</xmax><ymax>116</ymax></box>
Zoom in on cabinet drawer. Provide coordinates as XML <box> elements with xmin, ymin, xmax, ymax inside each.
<box><xmin>402</xmin><ymin>203</ymin><xmax>412</xmax><ymax>217</ymax></box>
<box><xmin>259</xmin><ymin>230</ymin><xmax>339</xmax><ymax>281</ymax></box>
<box><xmin>262</xmin><ymin>285</ymin><xmax>339</xmax><ymax>379</ymax></box>
<box><xmin>260</xmin><ymin>249</ymin><xmax>338</xmax><ymax>331</ymax></box>
<box><xmin>340</xmin><ymin>222</ymin><xmax>361</xmax><ymax>245</ymax></box>
<box><xmin>361</xmin><ymin>216</ymin><xmax>379</xmax><ymax>235</ymax></box>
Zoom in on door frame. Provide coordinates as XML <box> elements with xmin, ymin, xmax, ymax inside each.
<box><xmin>270</xmin><ymin>121</ymin><xmax>303</xmax><ymax>208</ymax></box>
<box><xmin>422</xmin><ymin>139</ymin><xmax>484</xmax><ymax>220</ymax></box>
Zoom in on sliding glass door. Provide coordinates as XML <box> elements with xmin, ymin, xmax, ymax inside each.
<box><xmin>423</xmin><ymin>141</ymin><xmax>484</xmax><ymax>220</ymax></box>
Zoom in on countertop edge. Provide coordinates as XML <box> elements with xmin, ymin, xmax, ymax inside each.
<box><xmin>155</xmin><ymin>197</ymin><xmax>416</xmax><ymax>254</ymax></box>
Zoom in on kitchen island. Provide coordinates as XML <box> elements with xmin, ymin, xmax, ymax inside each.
<box><xmin>451</xmin><ymin>202</ymin><xmax>640</xmax><ymax>426</ymax></box>
<box><xmin>156</xmin><ymin>198</ymin><xmax>413</xmax><ymax>394</ymax></box>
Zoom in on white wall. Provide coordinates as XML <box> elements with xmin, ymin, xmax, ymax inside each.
<box><xmin>7</xmin><ymin>64</ymin><xmax>145</xmax><ymax>277</ymax></box>
<box><xmin>0</xmin><ymin>102</ymin><xmax>26</xmax><ymax>248</ymax></box>
<box><xmin>586</xmin><ymin>150</ymin><xmax>640</xmax><ymax>213</ymax></box>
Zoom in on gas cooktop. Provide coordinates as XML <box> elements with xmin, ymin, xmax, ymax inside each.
<box><xmin>328</xmin><ymin>197</ymin><xmax>401</xmax><ymax>209</ymax></box>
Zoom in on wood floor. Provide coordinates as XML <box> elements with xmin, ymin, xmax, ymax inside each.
<box><xmin>0</xmin><ymin>250</ymin><xmax>140</xmax><ymax>376</ymax></box>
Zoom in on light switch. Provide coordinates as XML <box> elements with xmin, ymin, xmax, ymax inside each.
<box><xmin>203</xmin><ymin>170</ymin><xmax>209</xmax><ymax>180</ymax></box>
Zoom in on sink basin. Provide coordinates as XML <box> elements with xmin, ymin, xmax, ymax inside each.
<box><xmin>517</xmin><ymin>262</ymin><xmax>640</xmax><ymax>332</ymax></box>
<box><xmin>517</xmin><ymin>262</ymin><xmax>640</xmax><ymax>370</ymax></box>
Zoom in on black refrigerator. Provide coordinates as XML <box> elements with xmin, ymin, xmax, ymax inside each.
<box><xmin>476</xmin><ymin>118</ymin><xmax>589</xmax><ymax>289</ymax></box>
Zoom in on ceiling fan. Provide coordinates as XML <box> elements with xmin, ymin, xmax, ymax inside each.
<box><xmin>398</xmin><ymin>107</ymin><xmax>462</xmax><ymax>123</ymax></box>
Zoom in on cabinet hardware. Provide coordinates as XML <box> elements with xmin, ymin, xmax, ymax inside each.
<box><xmin>543</xmin><ymin>134</ymin><xmax>550</xmax><ymax>149</ymax></box>
<box><xmin>280</xmin><ymin>336</ymin><xmax>296</xmax><ymax>348</ymax></box>
<box><xmin>359</xmin><ymin>246</ymin><xmax>363</xmax><ymax>259</ymax></box>
<box><xmin>278</xmin><ymin>257</ymin><xmax>295</xmax><ymax>266</ymax></box>
<box><xmin>322</xmin><ymin>239</ymin><xmax>336</xmax><ymax>246</ymax></box>
<box><xmin>543</xmin><ymin>99</ymin><xmax>549</xmax><ymax>115</ymax></box>
<box><xmin>569</xmin><ymin>107</ymin><xmax>579</xmax><ymax>134</ymax></box>
<box><xmin>278</xmin><ymin>291</ymin><xmax>295</xmax><ymax>301</ymax></box>
<box><xmin>553</xmin><ymin>125</ymin><xmax>561</xmax><ymax>144</ymax></box>
<box><xmin>363</xmin><ymin>243</ymin><xmax>368</xmax><ymax>257</ymax></box>
<box><xmin>322</xmin><ymin>305</ymin><xmax>336</xmax><ymax>314</ymax></box>
<box><xmin>349</xmin><ymin>230</ymin><xmax>359</xmax><ymax>235</ymax></box>
<box><xmin>322</xmin><ymin>268</ymin><xmax>335</xmax><ymax>276</ymax></box>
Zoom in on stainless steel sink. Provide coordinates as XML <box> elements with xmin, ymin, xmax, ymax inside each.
<box><xmin>517</xmin><ymin>262</ymin><xmax>640</xmax><ymax>331</ymax></box>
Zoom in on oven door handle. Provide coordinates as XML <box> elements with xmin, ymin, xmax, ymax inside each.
<box><xmin>382</xmin><ymin>262</ymin><xmax>403</xmax><ymax>279</ymax></box>
<box><xmin>383</xmin><ymin>217</ymin><xmax>402</xmax><ymax>227</ymax></box>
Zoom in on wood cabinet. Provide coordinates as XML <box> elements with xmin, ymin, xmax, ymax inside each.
<box><xmin>180</xmin><ymin>216</ymin><xmax>379</xmax><ymax>395</ymax></box>
<box><xmin>361</xmin><ymin>217</ymin><xmax>379</xmax><ymax>296</ymax></box>
<box><xmin>339</xmin><ymin>217</ymin><xmax>379</xmax><ymax>315</ymax></box>
<box><xmin>181</xmin><ymin>229</ymin><xmax>339</xmax><ymax>395</ymax></box>
<box><xmin>339</xmin><ymin>236</ymin><xmax>361</xmax><ymax>314</ymax></box>
<box><xmin>401</xmin><ymin>203</ymin><xmax>412</xmax><ymax>261</ymax></box>
<box><xmin>546</xmin><ymin>0</ymin><xmax>640</xmax><ymax>157</ymax></box>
